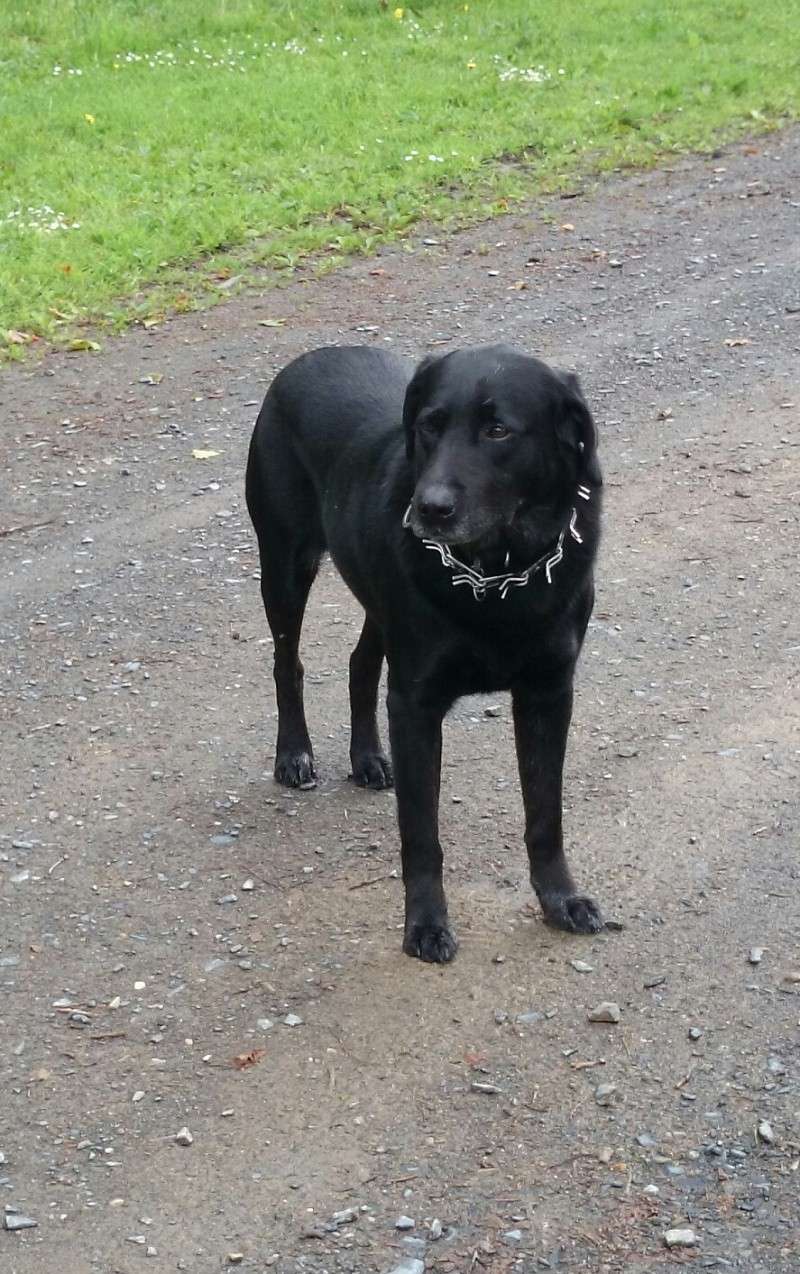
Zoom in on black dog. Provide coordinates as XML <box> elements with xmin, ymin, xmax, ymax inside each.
<box><xmin>246</xmin><ymin>344</ymin><xmax>603</xmax><ymax>962</ymax></box>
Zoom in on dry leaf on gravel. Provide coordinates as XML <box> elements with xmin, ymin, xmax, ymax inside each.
<box><xmin>231</xmin><ymin>1048</ymin><xmax>266</xmax><ymax>1071</ymax></box>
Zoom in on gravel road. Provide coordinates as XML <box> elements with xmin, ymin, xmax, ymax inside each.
<box><xmin>1</xmin><ymin>129</ymin><xmax>799</xmax><ymax>1274</ymax></box>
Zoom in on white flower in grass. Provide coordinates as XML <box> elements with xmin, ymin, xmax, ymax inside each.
<box><xmin>4</xmin><ymin>205</ymin><xmax>81</xmax><ymax>233</ymax></box>
<box><xmin>498</xmin><ymin>64</ymin><xmax>550</xmax><ymax>84</ymax></box>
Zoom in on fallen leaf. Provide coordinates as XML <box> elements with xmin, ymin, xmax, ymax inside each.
<box><xmin>507</xmin><ymin>280</ymin><xmax>527</xmax><ymax>291</ymax></box>
<box><xmin>723</xmin><ymin>337</ymin><xmax>751</xmax><ymax>347</ymax></box>
<box><xmin>67</xmin><ymin>338</ymin><xmax>101</xmax><ymax>352</ymax></box>
<box><xmin>6</xmin><ymin>329</ymin><xmax>33</xmax><ymax>345</ymax></box>
<box><xmin>58</xmin><ymin>263</ymin><xmax>73</xmax><ymax>274</ymax></box>
<box><xmin>463</xmin><ymin>1049</ymin><xmax>489</xmax><ymax>1070</ymax></box>
<box><xmin>192</xmin><ymin>448</ymin><xmax>222</xmax><ymax>460</ymax></box>
<box><xmin>231</xmin><ymin>1048</ymin><xmax>266</xmax><ymax>1071</ymax></box>
<box><xmin>258</xmin><ymin>318</ymin><xmax>285</xmax><ymax>328</ymax></box>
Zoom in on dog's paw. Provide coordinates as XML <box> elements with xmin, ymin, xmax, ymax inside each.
<box><xmin>274</xmin><ymin>750</ymin><xmax>317</xmax><ymax>789</ymax></box>
<box><xmin>349</xmin><ymin>751</ymin><xmax>394</xmax><ymax>790</ymax></box>
<box><xmin>541</xmin><ymin>892</ymin><xmax>604</xmax><ymax>935</ymax></box>
<box><xmin>403</xmin><ymin>919</ymin><xmax>458</xmax><ymax>964</ymax></box>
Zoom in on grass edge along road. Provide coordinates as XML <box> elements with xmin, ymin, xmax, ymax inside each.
<box><xmin>2</xmin><ymin>0</ymin><xmax>799</xmax><ymax>357</ymax></box>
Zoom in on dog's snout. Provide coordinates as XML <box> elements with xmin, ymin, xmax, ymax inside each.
<box><xmin>416</xmin><ymin>485</ymin><xmax>457</xmax><ymax>524</ymax></box>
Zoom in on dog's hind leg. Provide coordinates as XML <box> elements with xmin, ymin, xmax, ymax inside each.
<box><xmin>246</xmin><ymin>432</ymin><xmax>323</xmax><ymax>789</ymax></box>
<box><xmin>349</xmin><ymin>615</ymin><xmax>393</xmax><ymax>789</ymax></box>
<box><xmin>259</xmin><ymin>542</ymin><xmax>321</xmax><ymax>788</ymax></box>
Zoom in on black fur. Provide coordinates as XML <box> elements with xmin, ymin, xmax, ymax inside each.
<box><xmin>246</xmin><ymin>344</ymin><xmax>603</xmax><ymax>962</ymax></box>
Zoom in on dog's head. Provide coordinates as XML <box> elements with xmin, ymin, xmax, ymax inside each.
<box><xmin>402</xmin><ymin>344</ymin><xmax>601</xmax><ymax>547</ymax></box>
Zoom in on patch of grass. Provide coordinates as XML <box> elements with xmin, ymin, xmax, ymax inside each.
<box><xmin>1</xmin><ymin>0</ymin><xmax>798</xmax><ymax>351</ymax></box>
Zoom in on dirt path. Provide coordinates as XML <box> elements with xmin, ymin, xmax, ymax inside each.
<box><xmin>1</xmin><ymin>131</ymin><xmax>799</xmax><ymax>1274</ymax></box>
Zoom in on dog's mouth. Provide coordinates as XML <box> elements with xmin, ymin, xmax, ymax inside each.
<box><xmin>405</xmin><ymin>507</ymin><xmax>511</xmax><ymax>565</ymax></box>
<box><xmin>405</xmin><ymin>499</ymin><xmax>567</xmax><ymax>576</ymax></box>
<box><xmin>406</xmin><ymin>512</ymin><xmax>494</xmax><ymax>549</ymax></box>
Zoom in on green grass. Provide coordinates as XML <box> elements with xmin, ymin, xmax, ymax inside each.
<box><xmin>1</xmin><ymin>0</ymin><xmax>798</xmax><ymax>352</ymax></box>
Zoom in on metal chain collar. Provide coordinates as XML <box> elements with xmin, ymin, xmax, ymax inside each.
<box><xmin>402</xmin><ymin>485</ymin><xmax>591</xmax><ymax>601</ymax></box>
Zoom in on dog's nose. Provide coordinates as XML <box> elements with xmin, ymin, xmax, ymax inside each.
<box><xmin>416</xmin><ymin>485</ymin><xmax>457</xmax><ymax>523</ymax></box>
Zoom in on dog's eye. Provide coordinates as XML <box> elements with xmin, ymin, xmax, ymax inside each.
<box><xmin>416</xmin><ymin>415</ymin><xmax>442</xmax><ymax>439</ymax></box>
<box><xmin>484</xmin><ymin>422</ymin><xmax>511</xmax><ymax>441</ymax></box>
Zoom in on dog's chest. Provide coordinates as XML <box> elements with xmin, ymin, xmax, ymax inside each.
<box><xmin>425</xmin><ymin>631</ymin><xmax>536</xmax><ymax>699</ymax></box>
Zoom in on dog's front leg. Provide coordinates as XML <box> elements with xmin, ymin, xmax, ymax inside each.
<box><xmin>512</xmin><ymin>680</ymin><xmax>603</xmax><ymax>934</ymax></box>
<box><xmin>387</xmin><ymin>683</ymin><xmax>457</xmax><ymax>963</ymax></box>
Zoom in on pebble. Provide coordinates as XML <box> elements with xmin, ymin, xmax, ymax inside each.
<box><xmin>748</xmin><ymin>947</ymin><xmax>763</xmax><ymax>965</ymax></box>
<box><xmin>3</xmin><ymin>1213</ymin><xmax>38</xmax><ymax>1231</ymax></box>
<box><xmin>257</xmin><ymin>1018</ymin><xmax>274</xmax><ymax>1032</ymax></box>
<box><xmin>241</xmin><ymin>879</ymin><xmax>255</xmax><ymax>892</ymax></box>
<box><xmin>429</xmin><ymin>1218</ymin><xmax>443</xmax><ymax>1239</ymax></box>
<box><xmin>395</xmin><ymin>1215</ymin><xmax>415</xmax><ymax>1230</ymax></box>
<box><xmin>218</xmin><ymin>894</ymin><xmax>238</xmax><ymax>905</ymax></box>
<box><xmin>663</xmin><ymin>1229</ymin><xmax>698</xmax><ymax>1248</ymax></box>
<box><xmin>643</xmin><ymin>1184</ymin><xmax>660</xmax><ymax>1196</ymax></box>
<box><xmin>283</xmin><ymin>1013</ymin><xmax>303</xmax><ymax>1027</ymax></box>
<box><xmin>471</xmin><ymin>1081</ymin><xmax>501</xmax><ymax>1094</ymax></box>
<box><xmin>175</xmin><ymin>1127</ymin><xmax>194</xmax><ymax>1147</ymax></box>
<box><xmin>401</xmin><ymin>1239</ymin><xmax>426</xmax><ymax>1259</ymax></box>
<box><xmin>330</xmin><ymin>1208</ymin><xmax>357</xmax><ymax>1226</ymax></box>
<box><xmin>588</xmin><ymin>1001</ymin><xmax>621</xmax><ymax>1023</ymax></box>
<box><xmin>595</xmin><ymin>1083</ymin><xmax>617</xmax><ymax>1106</ymax></box>
<box><xmin>689</xmin><ymin>1027</ymin><xmax>703</xmax><ymax>1040</ymax></box>
<box><xmin>386</xmin><ymin>1261</ymin><xmax>424</xmax><ymax>1274</ymax></box>
<box><xmin>757</xmin><ymin>1120</ymin><xmax>775</xmax><ymax>1145</ymax></box>
<box><xmin>515</xmin><ymin>1010</ymin><xmax>545</xmax><ymax>1024</ymax></box>
<box><xmin>132</xmin><ymin>1090</ymin><xmax>145</xmax><ymax>1103</ymax></box>
<box><xmin>636</xmin><ymin>1133</ymin><xmax>657</xmax><ymax>1147</ymax></box>
<box><xmin>503</xmin><ymin>1229</ymin><xmax>523</xmax><ymax>1241</ymax></box>
<box><xmin>569</xmin><ymin>960</ymin><xmax>594</xmax><ymax>973</ymax></box>
<box><xmin>227</xmin><ymin>1255</ymin><xmax>244</xmax><ymax>1265</ymax></box>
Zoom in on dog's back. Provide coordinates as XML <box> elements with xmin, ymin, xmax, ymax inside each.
<box><xmin>249</xmin><ymin>346</ymin><xmax>412</xmax><ymax>508</ymax></box>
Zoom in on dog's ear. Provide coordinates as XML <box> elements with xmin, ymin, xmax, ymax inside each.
<box><xmin>402</xmin><ymin>354</ymin><xmax>440</xmax><ymax>459</ymax></box>
<box><xmin>556</xmin><ymin>370</ymin><xmax>602</xmax><ymax>487</ymax></box>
